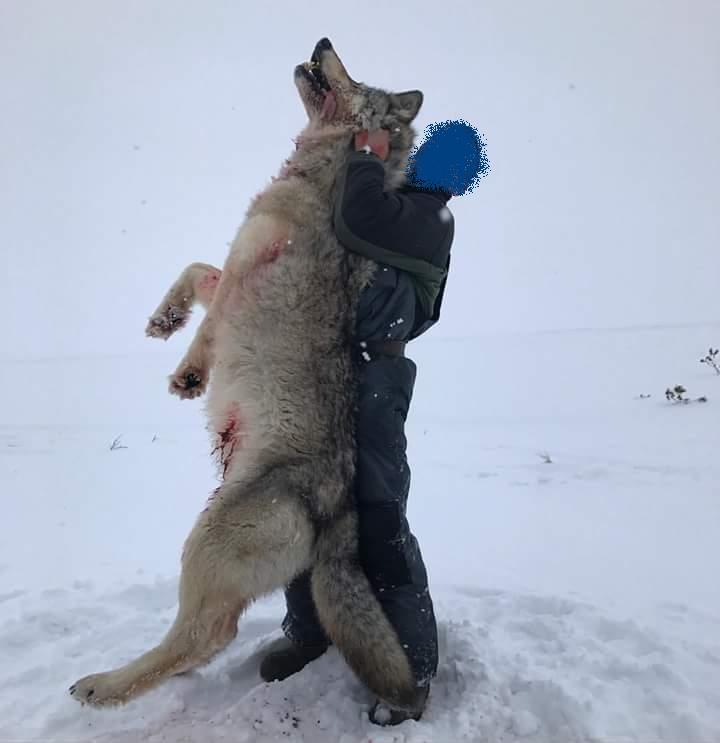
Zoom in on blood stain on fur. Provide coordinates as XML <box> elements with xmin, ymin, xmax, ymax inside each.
<box><xmin>236</xmin><ymin>237</ymin><xmax>288</xmax><ymax>298</ymax></box>
<box><xmin>196</xmin><ymin>270</ymin><xmax>221</xmax><ymax>305</ymax></box>
<box><xmin>198</xmin><ymin>271</ymin><xmax>220</xmax><ymax>289</ymax></box>
<box><xmin>259</xmin><ymin>238</ymin><xmax>286</xmax><ymax>265</ymax></box>
<box><xmin>212</xmin><ymin>403</ymin><xmax>247</xmax><ymax>479</ymax></box>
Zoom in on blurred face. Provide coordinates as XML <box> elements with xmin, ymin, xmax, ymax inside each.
<box><xmin>407</xmin><ymin>122</ymin><xmax>487</xmax><ymax>197</ymax></box>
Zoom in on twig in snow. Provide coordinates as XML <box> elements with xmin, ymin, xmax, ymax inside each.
<box><xmin>700</xmin><ymin>347</ymin><xmax>720</xmax><ymax>375</ymax></box>
<box><xmin>110</xmin><ymin>435</ymin><xmax>128</xmax><ymax>451</ymax></box>
<box><xmin>537</xmin><ymin>451</ymin><xmax>553</xmax><ymax>464</ymax></box>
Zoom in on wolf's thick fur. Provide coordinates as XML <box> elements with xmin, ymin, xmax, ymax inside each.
<box><xmin>70</xmin><ymin>39</ymin><xmax>424</xmax><ymax>711</ymax></box>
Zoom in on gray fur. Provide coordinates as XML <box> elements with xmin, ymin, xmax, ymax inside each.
<box><xmin>70</xmin><ymin>39</ymin><xmax>423</xmax><ymax>712</ymax></box>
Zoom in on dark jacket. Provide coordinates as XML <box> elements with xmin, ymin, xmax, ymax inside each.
<box><xmin>333</xmin><ymin>151</ymin><xmax>454</xmax><ymax>341</ymax></box>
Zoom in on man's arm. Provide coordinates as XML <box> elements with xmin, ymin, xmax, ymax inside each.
<box><xmin>334</xmin><ymin>130</ymin><xmax>455</xmax><ymax>338</ymax></box>
<box><xmin>335</xmin><ymin>152</ymin><xmax>407</xmax><ymax>238</ymax></box>
<box><xmin>333</xmin><ymin>150</ymin><xmax>410</xmax><ymax>257</ymax></box>
<box><xmin>333</xmin><ymin>132</ymin><xmax>453</xmax><ymax>268</ymax></box>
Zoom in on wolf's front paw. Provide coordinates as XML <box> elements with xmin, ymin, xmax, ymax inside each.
<box><xmin>69</xmin><ymin>671</ymin><xmax>128</xmax><ymax>707</ymax></box>
<box><xmin>146</xmin><ymin>305</ymin><xmax>189</xmax><ymax>340</ymax></box>
<box><xmin>169</xmin><ymin>363</ymin><xmax>208</xmax><ymax>399</ymax></box>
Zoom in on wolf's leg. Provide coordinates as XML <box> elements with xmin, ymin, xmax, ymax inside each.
<box><xmin>169</xmin><ymin>215</ymin><xmax>289</xmax><ymax>399</ymax></box>
<box><xmin>145</xmin><ymin>262</ymin><xmax>222</xmax><ymax>340</ymax></box>
<box><xmin>312</xmin><ymin>511</ymin><xmax>417</xmax><ymax>712</ymax></box>
<box><xmin>69</xmin><ymin>470</ymin><xmax>314</xmax><ymax>707</ymax></box>
<box><xmin>167</xmin><ymin>267</ymin><xmax>233</xmax><ymax>399</ymax></box>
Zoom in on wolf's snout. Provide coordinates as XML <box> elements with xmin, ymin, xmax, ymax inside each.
<box><xmin>313</xmin><ymin>37</ymin><xmax>333</xmax><ymax>60</ymax></box>
<box><xmin>295</xmin><ymin>38</ymin><xmax>349</xmax><ymax>122</ymax></box>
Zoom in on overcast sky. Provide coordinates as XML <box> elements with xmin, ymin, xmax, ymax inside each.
<box><xmin>1</xmin><ymin>0</ymin><xmax>718</xmax><ymax>359</ymax></box>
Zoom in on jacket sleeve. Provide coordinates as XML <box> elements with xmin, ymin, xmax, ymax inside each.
<box><xmin>333</xmin><ymin>150</ymin><xmax>454</xmax><ymax>324</ymax></box>
<box><xmin>333</xmin><ymin>151</ymin><xmax>408</xmax><ymax>249</ymax></box>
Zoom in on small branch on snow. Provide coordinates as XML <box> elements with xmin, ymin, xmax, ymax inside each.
<box><xmin>700</xmin><ymin>347</ymin><xmax>720</xmax><ymax>375</ymax></box>
<box><xmin>110</xmin><ymin>435</ymin><xmax>128</xmax><ymax>451</ymax></box>
<box><xmin>537</xmin><ymin>451</ymin><xmax>553</xmax><ymax>464</ymax></box>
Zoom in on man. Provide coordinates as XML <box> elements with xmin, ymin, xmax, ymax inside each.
<box><xmin>261</xmin><ymin>121</ymin><xmax>486</xmax><ymax>726</ymax></box>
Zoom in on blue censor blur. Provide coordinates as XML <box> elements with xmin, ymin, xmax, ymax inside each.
<box><xmin>406</xmin><ymin>120</ymin><xmax>489</xmax><ymax>197</ymax></box>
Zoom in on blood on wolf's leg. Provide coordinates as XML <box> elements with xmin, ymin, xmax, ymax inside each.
<box><xmin>211</xmin><ymin>403</ymin><xmax>247</xmax><ymax>479</ymax></box>
<box><xmin>194</xmin><ymin>267</ymin><xmax>222</xmax><ymax>307</ymax></box>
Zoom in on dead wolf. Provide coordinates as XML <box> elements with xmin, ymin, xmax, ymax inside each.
<box><xmin>69</xmin><ymin>38</ymin><xmax>426</xmax><ymax>714</ymax></box>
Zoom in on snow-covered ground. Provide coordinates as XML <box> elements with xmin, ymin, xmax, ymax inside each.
<box><xmin>3</xmin><ymin>1</ymin><xmax>719</xmax><ymax>740</ymax></box>
<box><xmin>2</xmin><ymin>324</ymin><xmax>719</xmax><ymax>742</ymax></box>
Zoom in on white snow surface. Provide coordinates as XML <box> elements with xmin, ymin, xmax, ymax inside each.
<box><xmin>2</xmin><ymin>2</ymin><xmax>720</xmax><ymax>740</ymax></box>
<box><xmin>2</xmin><ymin>325</ymin><xmax>720</xmax><ymax>742</ymax></box>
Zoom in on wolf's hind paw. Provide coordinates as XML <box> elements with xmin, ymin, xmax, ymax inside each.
<box><xmin>69</xmin><ymin>671</ymin><xmax>127</xmax><ymax>707</ymax></box>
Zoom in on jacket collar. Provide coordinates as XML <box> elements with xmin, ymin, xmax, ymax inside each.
<box><xmin>401</xmin><ymin>183</ymin><xmax>452</xmax><ymax>204</ymax></box>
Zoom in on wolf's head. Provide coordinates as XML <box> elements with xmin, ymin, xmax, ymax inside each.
<box><xmin>293</xmin><ymin>38</ymin><xmax>423</xmax><ymax>185</ymax></box>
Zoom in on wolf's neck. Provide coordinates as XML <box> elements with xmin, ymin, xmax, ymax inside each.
<box><xmin>282</xmin><ymin>129</ymin><xmax>351</xmax><ymax>200</ymax></box>
<box><xmin>249</xmin><ymin>126</ymin><xmax>407</xmax><ymax>219</ymax></box>
<box><xmin>288</xmin><ymin>128</ymin><xmax>408</xmax><ymax>198</ymax></box>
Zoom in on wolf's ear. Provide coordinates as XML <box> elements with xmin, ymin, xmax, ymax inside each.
<box><xmin>392</xmin><ymin>90</ymin><xmax>424</xmax><ymax>122</ymax></box>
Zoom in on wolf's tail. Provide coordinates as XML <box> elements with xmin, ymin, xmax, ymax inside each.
<box><xmin>311</xmin><ymin>511</ymin><xmax>417</xmax><ymax>710</ymax></box>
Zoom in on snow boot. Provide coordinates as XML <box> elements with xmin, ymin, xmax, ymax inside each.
<box><xmin>369</xmin><ymin>684</ymin><xmax>430</xmax><ymax>726</ymax></box>
<box><xmin>259</xmin><ymin>637</ymin><xmax>329</xmax><ymax>682</ymax></box>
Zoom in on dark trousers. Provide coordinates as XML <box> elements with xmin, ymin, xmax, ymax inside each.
<box><xmin>282</xmin><ymin>354</ymin><xmax>439</xmax><ymax>685</ymax></box>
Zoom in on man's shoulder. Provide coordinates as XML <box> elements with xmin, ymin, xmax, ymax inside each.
<box><xmin>398</xmin><ymin>187</ymin><xmax>453</xmax><ymax>224</ymax></box>
<box><xmin>400</xmin><ymin>184</ymin><xmax>452</xmax><ymax>203</ymax></box>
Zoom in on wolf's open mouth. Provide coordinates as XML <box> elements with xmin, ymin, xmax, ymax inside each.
<box><xmin>309</xmin><ymin>45</ymin><xmax>332</xmax><ymax>91</ymax></box>
<box><xmin>293</xmin><ymin>38</ymin><xmax>338</xmax><ymax>119</ymax></box>
<box><xmin>299</xmin><ymin>60</ymin><xmax>336</xmax><ymax>118</ymax></box>
<box><xmin>299</xmin><ymin>62</ymin><xmax>329</xmax><ymax>94</ymax></box>
<box><xmin>294</xmin><ymin>38</ymin><xmax>346</xmax><ymax>120</ymax></box>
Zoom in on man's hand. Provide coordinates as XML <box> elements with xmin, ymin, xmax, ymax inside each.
<box><xmin>354</xmin><ymin>129</ymin><xmax>390</xmax><ymax>161</ymax></box>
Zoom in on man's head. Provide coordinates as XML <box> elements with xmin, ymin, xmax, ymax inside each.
<box><xmin>406</xmin><ymin>120</ymin><xmax>489</xmax><ymax>198</ymax></box>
